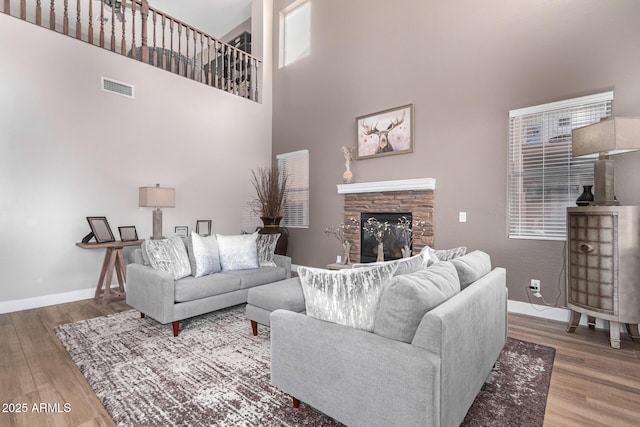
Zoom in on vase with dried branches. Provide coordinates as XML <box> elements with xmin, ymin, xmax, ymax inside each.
<box><xmin>250</xmin><ymin>166</ymin><xmax>289</xmax><ymax>255</ymax></box>
<box><xmin>396</xmin><ymin>217</ymin><xmax>432</xmax><ymax>258</ymax></box>
<box><xmin>363</xmin><ymin>217</ymin><xmax>390</xmax><ymax>262</ymax></box>
<box><xmin>325</xmin><ymin>218</ymin><xmax>358</xmax><ymax>264</ymax></box>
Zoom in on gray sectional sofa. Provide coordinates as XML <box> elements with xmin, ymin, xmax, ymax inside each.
<box><xmin>270</xmin><ymin>251</ymin><xmax>507</xmax><ymax>427</ymax></box>
<box><xmin>126</xmin><ymin>249</ymin><xmax>291</xmax><ymax>336</ymax></box>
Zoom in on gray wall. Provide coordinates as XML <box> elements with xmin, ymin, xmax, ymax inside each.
<box><xmin>0</xmin><ymin>0</ymin><xmax>273</xmax><ymax>307</ymax></box>
<box><xmin>272</xmin><ymin>0</ymin><xmax>640</xmax><ymax>305</ymax></box>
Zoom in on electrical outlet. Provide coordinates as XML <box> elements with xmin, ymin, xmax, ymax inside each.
<box><xmin>530</xmin><ymin>279</ymin><xmax>540</xmax><ymax>293</ymax></box>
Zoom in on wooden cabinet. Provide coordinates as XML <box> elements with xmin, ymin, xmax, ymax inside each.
<box><xmin>566</xmin><ymin>206</ymin><xmax>640</xmax><ymax>348</ymax></box>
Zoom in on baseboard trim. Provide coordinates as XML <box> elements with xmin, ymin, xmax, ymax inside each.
<box><xmin>508</xmin><ymin>299</ymin><xmax>609</xmax><ymax>328</ymax></box>
<box><xmin>0</xmin><ymin>287</ymin><xmax>119</xmax><ymax>314</ymax></box>
<box><xmin>507</xmin><ymin>300</ymin><xmax>571</xmax><ymax>323</ymax></box>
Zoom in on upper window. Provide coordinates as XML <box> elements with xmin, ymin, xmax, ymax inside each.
<box><xmin>507</xmin><ymin>92</ymin><xmax>613</xmax><ymax>240</ymax></box>
<box><xmin>280</xmin><ymin>0</ymin><xmax>310</xmax><ymax>67</ymax></box>
<box><xmin>277</xmin><ymin>149</ymin><xmax>309</xmax><ymax>228</ymax></box>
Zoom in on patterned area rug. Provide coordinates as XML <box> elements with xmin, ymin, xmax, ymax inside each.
<box><xmin>55</xmin><ymin>305</ymin><xmax>555</xmax><ymax>426</ymax></box>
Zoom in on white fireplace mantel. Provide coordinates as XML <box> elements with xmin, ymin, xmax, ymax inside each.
<box><xmin>337</xmin><ymin>178</ymin><xmax>436</xmax><ymax>194</ymax></box>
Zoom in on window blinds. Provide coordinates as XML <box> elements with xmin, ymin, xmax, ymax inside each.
<box><xmin>277</xmin><ymin>149</ymin><xmax>309</xmax><ymax>228</ymax></box>
<box><xmin>508</xmin><ymin>92</ymin><xmax>613</xmax><ymax>240</ymax></box>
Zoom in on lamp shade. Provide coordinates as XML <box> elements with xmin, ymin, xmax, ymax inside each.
<box><xmin>139</xmin><ymin>184</ymin><xmax>175</xmax><ymax>208</ymax></box>
<box><xmin>572</xmin><ymin>117</ymin><xmax>640</xmax><ymax>158</ymax></box>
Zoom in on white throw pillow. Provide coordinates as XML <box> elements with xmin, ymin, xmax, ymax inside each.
<box><xmin>216</xmin><ymin>232</ymin><xmax>260</xmax><ymax>271</ymax></box>
<box><xmin>187</xmin><ymin>232</ymin><xmax>222</xmax><ymax>277</ymax></box>
<box><xmin>297</xmin><ymin>263</ymin><xmax>398</xmax><ymax>332</ymax></box>
<box><xmin>143</xmin><ymin>236</ymin><xmax>191</xmax><ymax>280</ymax></box>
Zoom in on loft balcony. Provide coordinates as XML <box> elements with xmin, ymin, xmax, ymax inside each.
<box><xmin>2</xmin><ymin>0</ymin><xmax>262</xmax><ymax>102</ymax></box>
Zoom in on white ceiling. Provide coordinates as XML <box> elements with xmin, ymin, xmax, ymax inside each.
<box><xmin>149</xmin><ymin>0</ymin><xmax>252</xmax><ymax>39</ymax></box>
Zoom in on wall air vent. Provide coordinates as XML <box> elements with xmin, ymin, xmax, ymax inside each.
<box><xmin>101</xmin><ymin>77</ymin><xmax>134</xmax><ymax>98</ymax></box>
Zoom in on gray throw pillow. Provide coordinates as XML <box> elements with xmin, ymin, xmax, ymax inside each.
<box><xmin>433</xmin><ymin>246</ymin><xmax>467</xmax><ymax>261</ymax></box>
<box><xmin>352</xmin><ymin>252</ymin><xmax>427</xmax><ymax>276</ymax></box>
<box><xmin>186</xmin><ymin>232</ymin><xmax>222</xmax><ymax>277</ymax></box>
<box><xmin>216</xmin><ymin>232</ymin><xmax>260</xmax><ymax>271</ymax></box>
<box><xmin>450</xmin><ymin>250</ymin><xmax>492</xmax><ymax>290</ymax></box>
<box><xmin>143</xmin><ymin>236</ymin><xmax>191</xmax><ymax>280</ymax></box>
<box><xmin>297</xmin><ymin>263</ymin><xmax>398</xmax><ymax>332</ymax></box>
<box><xmin>373</xmin><ymin>261</ymin><xmax>461</xmax><ymax>343</ymax></box>
<box><xmin>256</xmin><ymin>233</ymin><xmax>280</xmax><ymax>267</ymax></box>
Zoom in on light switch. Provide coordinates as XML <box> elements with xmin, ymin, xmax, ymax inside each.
<box><xmin>459</xmin><ymin>212</ymin><xmax>467</xmax><ymax>222</ymax></box>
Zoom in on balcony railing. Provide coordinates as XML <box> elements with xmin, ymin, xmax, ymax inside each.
<box><xmin>2</xmin><ymin>0</ymin><xmax>261</xmax><ymax>102</ymax></box>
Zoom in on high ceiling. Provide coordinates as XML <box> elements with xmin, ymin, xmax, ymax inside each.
<box><xmin>150</xmin><ymin>0</ymin><xmax>252</xmax><ymax>39</ymax></box>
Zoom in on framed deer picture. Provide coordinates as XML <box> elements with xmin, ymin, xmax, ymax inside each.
<box><xmin>356</xmin><ymin>104</ymin><xmax>414</xmax><ymax>160</ymax></box>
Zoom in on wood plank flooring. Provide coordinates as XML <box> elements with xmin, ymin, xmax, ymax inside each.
<box><xmin>1</xmin><ymin>299</ymin><xmax>639</xmax><ymax>426</ymax></box>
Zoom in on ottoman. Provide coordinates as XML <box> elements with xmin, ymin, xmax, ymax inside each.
<box><xmin>245</xmin><ymin>277</ymin><xmax>306</xmax><ymax>336</ymax></box>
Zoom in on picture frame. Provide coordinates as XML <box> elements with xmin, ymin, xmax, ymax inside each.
<box><xmin>195</xmin><ymin>220</ymin><xmax>212</xmax><ymax>236</ymax></box>
<box><xmin>86</xmin><ymin>217</ymin><xmax>115</xmax><ymax>243</ymax></box>
<box><xmin>356</xmin><ymin>104</ymin><xmax>414</xmax><ymax>160</ymax></box>
<box><xmin>118</xmin><ymin>226</ymin><xmax>138</xmax><ymax>242</ymax></box>
<box><xmin>175</xmin><ymin>226</ymin><xmax>189</xmax><ymax>238</ymax></box>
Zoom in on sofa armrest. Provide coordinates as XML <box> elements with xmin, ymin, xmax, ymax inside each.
<box><xmin>270</xmin><ymin>310</ymin><xmax>440</xmax><ymax>427</ymax></box>
<box><xmin>273</xmin><ymin>254</ymin><xmax>292</xmax><ymax>278</ymax></box>
<box><xmin>126</xmin><ymin>264</ymin><xmax>176</xmax><ymax>324</ymax></box>
<box><xmin>411</xmin><ymin>267</ymin><xmax>507</xmax><ymax>427</ymax></box>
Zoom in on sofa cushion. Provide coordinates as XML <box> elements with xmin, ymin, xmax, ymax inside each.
<box><xmin>186</xmin><ymin>232</ymin><xmax>222</xmax><ymax>277</ymax></box>
<box><xmin>174</xmin><ymin>273</ymin><xmax>241</xmax><ymax>303</ymax></box>
<box><xmin>257</xmin><ymin>233</ymin><xmax>280</xmax><ymax>267</ymax></box>
<box><xmin>247</xmin><ymin>277</ymin><xmax>305</xmax><ymax>313</ymax></box>
<box><xmin>143</xmin><ymin>236</ymin><xmax>191</xmax><ymax>280</ymax></box>
<box><xmin>352</xmin><ymin>252</ymin><xmax>429</xmax><ymax>276</ymax></box>
<box><xmin>225</xmin><ymin>266</ymin><xmax>288</xmax><ymax>290</ymax></box>
<box><xmin>297</xmin><ymin>263</ymin><xmax>397</xmax><ymax>332</ymax></box>
<box><xmin>216</xmin><ymin>232</ymin><xmax>260</xmax><ymax>271</ymax></box>
<box><xmin>373</xmin><ymin>261</ymin><xmax>461</xmax><ymax>343</ymax></box>
<box><xmin>450</xmin><ymin>250</ymin><xmax>492</xmax><ymax>290</ymax></box>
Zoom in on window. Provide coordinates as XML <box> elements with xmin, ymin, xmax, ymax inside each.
<box><xmin>508</xmin><ymin>92</ymin><xmax>613</xmax><ymax>240</ymax></box>
<box><xmin>280</xmin><ymin>0</ymin><xmax>310</xmax><ymax>67</ymax></box>
<box><xmin>277</xmin><ymin>149</ymin><xmax>309</xmax><ymax>228</ymax></box>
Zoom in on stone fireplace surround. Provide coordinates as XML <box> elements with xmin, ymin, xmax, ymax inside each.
<box><xmin>337</xmin><ymin>178</ymin><xmax>435</xmax><ymax>264</ymax></box>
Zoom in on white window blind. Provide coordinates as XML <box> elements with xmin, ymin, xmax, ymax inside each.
<box><xmin>508</xmin><ymin>92</ymin><xmax>613</xmax><ymax>240</ymax></box>
<box><xmin>277</xmin><ymin>149</ymin><xmax>309</xmax><ymax>228</ymax></box>
<box><xmin>280</xmin><ymin>0</ymin><xmax>311</xmax><ymax>67</ymax></box>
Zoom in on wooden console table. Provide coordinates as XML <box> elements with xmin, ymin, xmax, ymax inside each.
<box><xmin>76</xmin><ymin>240</ymin><xmax>143</xmax><ymax>303</ymax></box>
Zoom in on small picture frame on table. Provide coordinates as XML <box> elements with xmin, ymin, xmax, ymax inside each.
<box><xmin>118</xmin><ymin>226</ymin><xmax>138</xmax><ymax>242</ymax></box>
<box><xmin>175</xmin><ymin>226</ymin><xmax>189</xmax><ymax>238</ymax></box>
<box><xmin>86</xmin><ymin>217</ymin><xmax>115</xmax><ymax>243</ymax></box>
<box><xmin>195</xmin><ymin>220</ymin><xmax>212</xmax><ymax>236</ymax></box>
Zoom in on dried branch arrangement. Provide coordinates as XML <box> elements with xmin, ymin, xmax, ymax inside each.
<box><xmin>250</xmin><ymin>166</ymin><xmax>288</xmax><ymax>218</ymax></box>
<box><xmin>325</xmin><ymin>218</ymin><xmax>359</xmax><ymax>244</ymax></box>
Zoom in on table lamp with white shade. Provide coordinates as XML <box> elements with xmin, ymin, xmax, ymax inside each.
<box><xmin>139</xmin><ymin>184</ymin><xmax>175</xmax><ymax>239</ymax></box>
<box><xmin>571</xmin><ymin>117</ymin><xmax>640</xmax><ymax>205</ymax></box>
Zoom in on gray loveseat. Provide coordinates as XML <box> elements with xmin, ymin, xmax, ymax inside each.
<box><xmin>127</xmin><ymin>249</ymin><xmax>291</xmax><ymax>336</ymax></box>
<box><xmin>270</xmin><ymin>251</ymin><xmax>507</xmax><ymax>427</ymax></box>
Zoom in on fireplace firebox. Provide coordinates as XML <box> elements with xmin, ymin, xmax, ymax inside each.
<box><xmin>360</xmin><ymin>212</ymin><xmax>412</xmax><ymax>263</ymax></box>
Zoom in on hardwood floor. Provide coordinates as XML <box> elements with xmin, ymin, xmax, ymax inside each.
<box><xmin>1</xmin><ymin>299</ymin><xmax>639</xmax><ymax>426</ymax></box>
